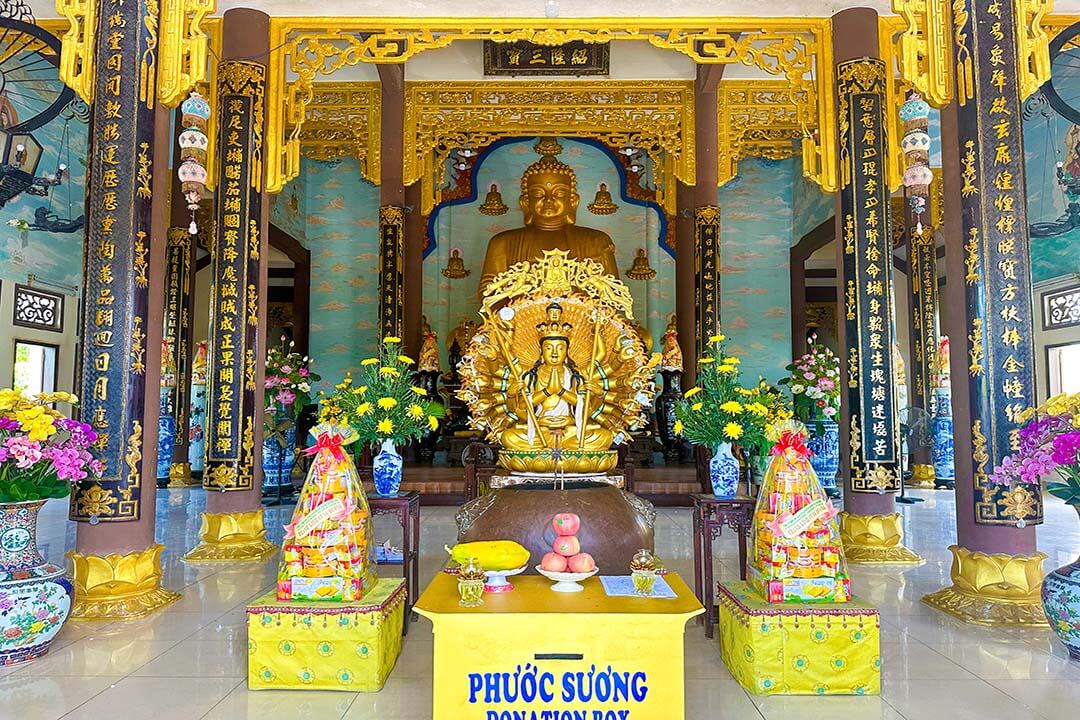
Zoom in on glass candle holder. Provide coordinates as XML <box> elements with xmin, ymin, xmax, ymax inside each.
<box><xmin>631</xmin><ymin>569</ymin><xmax>658</xmax><ymax>596</ymax></box>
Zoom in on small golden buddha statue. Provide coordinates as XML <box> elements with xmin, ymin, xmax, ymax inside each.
<box><xmin>625</xmin><ymin>248</ymin><xmax>656</xmax><ymax>280</ymax></box>
<box><xmin>499</xmin><ymin>303</ymin><xmax>613</xmax><ymax>456</ymax></box>
<box><xmin>442</xmin><ymin>247</ymin><xmax>471</xmax><ymax>279</ymax></box>
<box><xmin>587</xmin><ymin>182</ymin><xmax>618</xmax><ymax>215</ymax></box>
<box><xmin>660</xmin><ymin>314</ymin><xmax>683</xmax><ymax>372</ymax></box>
<box><xmin>447</xmin><ymin>318</ymin><xmax>476</xmax><ymax>358</ymax></box>
<box><xmin>418</xmin><ymin>315</ymin><xmax>440</xmax><ymax>373</ymax></box>
<box><xmin>478</xmin><ymin>183</ymin><xmax>508</xmax><ymax>216</ymax></box>
<box><xmin>478</xmin><ymin>138</ymin><xmax>619</xmax><ymax>298</ymax></box>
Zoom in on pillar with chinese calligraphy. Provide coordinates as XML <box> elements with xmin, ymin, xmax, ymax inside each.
<box><xmin>162</xmin><ymin>227</ymin><xmax>199</xmax><ymax>487</ymax></box>
<box><xmin>379</xmin><ymin>64</ymin><xmax>406</xmax><ymax>342</ymax></box>
<box><xmin>831</xmin><ymin>8</ymin><xmax>922</xmax><ymax>565</ymax></box>
<box><xmin>65</xmin><ymin>0</ymin><xmax>181</xmax><ymax>618</ymax></box>
<box><xmin>184</xmin><ymin>8</ymin><xmax>276</xmax><ymax>563</ymax></box>
<box><xmin>899</xmin><ymin>90</ymin><xmax>941</xmax><ymax>490</ymax></box>
<box><xmin>922</xmin><ymin>0</ymin><xmax>1046</xmax><ymax>626</ymax></box>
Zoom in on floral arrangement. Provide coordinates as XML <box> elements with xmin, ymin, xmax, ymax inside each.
<box><xmin>0</xmin><ymin>389</ymin><xmax>102</xmax><ymax>502</ymax></box>
<box><xmin>673</xmin><ymin>334</ymin><xmax>784</xmax><ymax>452</ymax></box>
<box><xmin>989</xmin><ymin>392</ymin><xmax>1080</xmax><ymax>506</ymax></box>
<box><xmin>318</xmin><ymin>337</ymin><xmax>445</xmax><ymax>446</ymax></box>
<box><xmin>264</xmin><ymin>336</ymin><xmax>320</xmax><ymax>423</ymax></box>
<box><xmin>779</xmin><ymin>338</ymin><xmax>840</xmax><ymax>425</ymax></box>
<box><xmin>737</xmin><ymin>380</ymin><xmax>795</xmax><ymax>458</ymax></box>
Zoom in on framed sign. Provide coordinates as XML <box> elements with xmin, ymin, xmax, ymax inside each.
<box><xmin>483</xmin><ymin>40</ymin><xmax>609</xmax><ymax>76</ymax></box>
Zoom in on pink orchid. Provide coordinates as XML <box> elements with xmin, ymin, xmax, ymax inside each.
<box><xmin>299</xmin><ymin>368</ymin><xmax>309</xmax><ymax>377</ymax></box>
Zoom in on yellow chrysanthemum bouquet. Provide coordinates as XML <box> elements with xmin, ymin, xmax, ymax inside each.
<box><xmin>673</xmin><ymin>334</ymin><xmax>786</xmax><ymax>456</ymax></box>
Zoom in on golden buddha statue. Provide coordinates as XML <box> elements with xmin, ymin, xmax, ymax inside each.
<box><xmin>478</xmin><ymin>138</ymin><xmax>619</xmax><ymax>299</ymax></box>
<box><xmin>459</xmin><ymin>250</ymin><xmax>658</xmax><ymax>475</ymax></box>
<box><xmin>660</xmin><ymin>314</ymin><xmax>683</xmax><ymax>372</ymax></box>
<box><xmin>418</xmin><ymin>315</ymin><xmax>440</xmax><ymax>373</ymax></box>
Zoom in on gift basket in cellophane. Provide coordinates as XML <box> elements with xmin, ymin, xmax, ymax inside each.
<box><xmin>276</xmin><ymin>423</ymin><xmax>377</xmax><ymax>602</ymax></box>
<box><xmin>748</xmin><ymin>420</ymin><xmax>850</xmax><ymax>604</ymax></box>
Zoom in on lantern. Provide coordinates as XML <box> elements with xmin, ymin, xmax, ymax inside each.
<box><xmin>178</xmin><ymin>90</ymin><xmax>211</xmax><ymax>234</ymax></box>
<box><xmin>900</xmin><ymin>91</ymin><xmax>934</xmax><ymax>236</ymax></box>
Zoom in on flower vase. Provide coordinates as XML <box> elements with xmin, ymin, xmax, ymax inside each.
<box><xmin>156</xmin><ymin>385</ymin><xmax>176</xmax><ymax>483</ymax></box>
<box><xmin>373</xmin><ymin>439</ymin><xmax>403</xmax><ymax>496</ymax></box>
<box><xmin>188</xmin><ymin>381</ymin><xmax>206</xmax><ymax>475</ymax></box>
<box><xmin>1042</xmin><ymin>507</ymin><xmax>1080</xmax><ymax>661</ymax></box>
<box><xmin>0</xmin><ymin>500</ymin><xmax>73</xmax><ymax>666</ymax></box>
<box><xmin>806</xmin><ymin>418</ymin><xmax>840</xmax><ymax>495</ymax></box>
<box><xmin>931</xmin><ymin>386</ymin><xmax>955</xmax><ymax>483</ymax></box>
<box><xmin>709</xmin><ymin>442</ymin><xmax>740</xmax><ymax>498</ymax></box>
<box><xmin>261</xmin><ymin>410</ymin><xmax>297</xmax><ymax>493</ymax></box>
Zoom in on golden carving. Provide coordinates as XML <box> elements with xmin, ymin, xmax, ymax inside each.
<box><xmin>125</xmin><ymin>421</ymin><xmax>143</xmax><ymax>488</ymax></box>
<box><xmin>953</xmin><ymin>0</ymin><xmax>975</xmax><ymax>105</ymax></box>
<box><xmin>158</xmin><ymin>0</ymin><xmax>215</xmax><ymax>108</ymax></box>
<box><xmin>459</xmin><ymin>250</ymin><xmax>657</xmax><ymax>475</ymax></box>
<box><xmin>140</xmin><ymin>0</ymin><xmax>160</xmax><ymax>108</ymax></box>
<box><xmin>219</xmin><ymin>60</ymin><xmax>267</xmax><ymax>192</ymax></box>
<box><xmin>206</xmin><ymin>463</ymin><xmax>238</xmax><ymax>490</ymax></box>
<box><xmin>922</xmin><ymin>545</ymin><xmax>1048</xmax><ymax>626</ymax></box>
<box><xmin>130</xmin><ymin>318</ymin><xmax>146</xmax><ymax>375</ymax></box>
<box><xmin>441</xmin><ymin>249</ymin><xmax>471</xmax><ymax>279</ymax></box>
<box><xmin>167</xmin><ymin>461</ymin><xmax>199</xmax><ymax>487</ymax></box>
<box><xmin>587</xmin><ymin>183</ymin><xmax>619</xmax><ymax>216</ymax></box>
<box><xmin>890</xmin><ymin>1</ymin><xmax>954</xmax><ymax>107</ymax></box>
<box><xmin>838</xmin><ymin>512</ymin><xmax>924</xmax><ymax>565</ymax></box>
<box><xmin>717</xmin><ymin>80</ymin><xmax>807</xmax><ymax>187</ymax></box>
<box><xmin>968</xmin><ymin>317</ymin><xmax>985</xmax><ymax>376</ymax></box>
<box><xmin>910</xmin><ymin>463</ymin><xmax>937</xmax><ymax>488</ymax></box>
<box><xmin>1016</xmin><ymin>0</ymin><xmax>1054</xmax><ymax>101</ymax></box>
<box><xmin>295</xmin><ymin>82</ymin><xmax>381</xmax><ymax>184</ymax></box>
<box><xmin>479</xmin><ymin>184</ymin><xmax>509</xmax><ymax>216</ymax></box>
<box><xmin>479</xmin><ymin>139</ymin><xmax>620</xmax><ymax>296</ymax></box>
<box><xmin>836</xmin><ymin>58</ymin><xmax>887</xmax><ymax>191</ymax></box>
<box><xmin>134</xmin><ymin>233</ymin><xmax>149</xmax><ymax>287</ymax></box>
<box><xmin>184</xmin><ymin>509</ymin><xmax>277</xmax><ymax>563</ymax></box>
<box><xmin>972</xmin><ymin>419</ymin><xmax>990</xmax><ymax>478</ymax></box>
<box><xmin>403</xmin><ymin>82</ymin><xmax>694</xmax><ymax>216</ymax></box>
<box><xmin>265</xmin><ymin>18</ymin><xmax>836</xmax><ymax>194</ymax></box>
<box><xmin>67</xmin><ymin>544</ymin><xmax>180</xmax><ymax>619</ymax></box>
<box><xmin>625</xmin><ymin>248</ymin><xmax>656</xmax><ymax>281</ymax></box>
<box><xmin>75</xmin><ymin>484</ymin><xmax>116</xmax><ymax>518</ymax></box>
<box><xmin>57</xmin><ymin>0</ymin><xmax>98</xmax><ymax>106</ymax></box>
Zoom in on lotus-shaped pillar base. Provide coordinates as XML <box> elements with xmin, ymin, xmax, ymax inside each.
<box><xmin>922</xmin><ymin>545</ymin><xmax>1048</xmax><ymax>627</ymax></box>
<box><xmin>67</xmin><ymin>544</ymin><xmax>180</xmax><ymax>620</ymax></box>
<box><xmin>839</xmin><ymin>512</ymin><xmax>924</xmax><ymax>565</ymax></box>
<box><xmin>183</xmin><ymin>509</ymin><xmax>277</xmax><ymax>563</ymax></box>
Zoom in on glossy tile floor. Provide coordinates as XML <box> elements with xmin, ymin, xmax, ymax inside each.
<box><xmin>4</xmin><ymin>488</ymin><xmax>1080</xmax><ymax>720</ymax></box>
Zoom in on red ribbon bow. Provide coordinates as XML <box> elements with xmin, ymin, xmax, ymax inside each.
<box><xmin>771</xmin><ymin>430</ymin><xmax>813</xmax><ymax>459</ymax></box>
<box><xmin>304</xmin><ymin>432</ymin><xmax>347</xmax><ymax>462</ymax></box>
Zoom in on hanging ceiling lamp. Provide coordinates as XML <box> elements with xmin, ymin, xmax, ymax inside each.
<box><xmin>177</xmin><ymin>90</ymin><xmax>211</xmax><ymax>235</ymax></box>
<box><xmin>899</xmin><ymin>91</ymin><xmax>933</xmax><ymax>237</ymax></box>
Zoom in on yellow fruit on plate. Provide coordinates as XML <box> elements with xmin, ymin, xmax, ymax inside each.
<box><xmin>446</xmin><ymin>541</ymin><xmax>530</xmax><ymax>571</ymax></box>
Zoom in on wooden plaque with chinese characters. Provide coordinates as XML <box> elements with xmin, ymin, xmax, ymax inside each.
<box><xmin>482</xmin><ymin>41</ymin><xmax>609</xmax><ymax>76</ymax></box>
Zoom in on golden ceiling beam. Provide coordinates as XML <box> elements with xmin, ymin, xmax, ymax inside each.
<box><xmin>403</xmin><ymin>80</ymin><xmax>694</xmax><ymax>216</ymax></box>
<box><xmin>716</xmin><ymin>81</ymin><xmax>807</xmax><ymax>187</ymax></box>
<box><xmin>264</xmin><ymin>17</ymin><xmax>836</xmax><ymax>196</ymax></box>
<box><xmin>295</xmin><ymin>81</ymin><xmax>382</xmax><ymax>184</ymax></box>
<box><xmin>56</xmin><ymin>0</ymin><xmax>96</xmax><ymax>106</ymax></box>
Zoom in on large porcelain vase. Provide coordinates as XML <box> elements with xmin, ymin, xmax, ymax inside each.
<box><xmin>710</xmin><ymin>442</ymin><xmax>740</xmax><ymax>498</ymax></box>
<box><xmin>1042</xmin><ymin>508</ymin><xmax>1080</xmax><ymax>661</ymax></box>
<box><xmin>373</xmin><ymin>439</ymin><xmax>403</xmax><ymax>496</ymax></box>
<box><xmin>806</xmin><ymin>418</ymin><xmax>840</xmax><ymax>494</ymax></box>
<box><xmin>156</xmin><ymin>385</ymin><xmax>176</xmax><ymax>482</ymax></box>
<box><xmin>261</xmin><ymin>410</ymin><xmax>297</xmax><ymax>492</ymax></box>
<box><xmin>188</xmin><ymin>381</ymin><xmax>206</xmax><ymax>475</ymax></box>
<box><xmin>655</xmin><ymin>370</ymin><xmax>685</xmax><ymax>462</ymax></box>
<box><xmin>931</xmin><ymin>386</ymin><xmax>955</xmax><ymax>482</ymax></box>
<box><xmin>0</xmin><ymin>500</ymin><xmax>73</xmax><ymax>666</ymax></box>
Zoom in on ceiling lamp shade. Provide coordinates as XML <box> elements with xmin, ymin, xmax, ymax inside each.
<box><xmin>178</xmin><ymin>90</ymin><xmax>210</xmax><ymax>234</ymax></box>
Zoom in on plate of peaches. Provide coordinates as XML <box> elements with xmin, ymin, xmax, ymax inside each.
<box><xmin>536</xmin><ymin>512</ymin><xmax>598</xmax><ymax>592</ymax></box>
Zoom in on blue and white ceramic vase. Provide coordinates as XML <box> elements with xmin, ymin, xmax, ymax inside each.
<box><xmin>931</xmin><ymin>386</ymin><xmax>955</xmax><ymax>481</ymax></box>
<box><xmin>188</xmin><ymin>381</ymin><xmax>206</xmax><ymax>475</ymax></box>
<box><xmin>1042</xmin><ymin>508</ymin><xmax>1080</xmax><ymax>661</ymax></box>
<box><xmin>710</xmin><ymin>442</ymin><xmax>740</xmax><ymax>498</ymax></box>
<box><xmin>806</xmin><ymin>418</ymin><xmax>840</xmax><ymax>493</ymax></box>
<box><xmin>373</xmin><ymin>439</ymin><xmax>403</xmax><ymax>496</ymax></box>
<box><xmin>261</xmin><ymin>410</ymin><xmax>297</xmax><ymax>492</ymax></box>
<box><xmin>0</xmin><ymin>500</ymin><xmax>73</xmax><ymax>666</ymax></box>
<box><xmin>156</xmin><ymin>385</ymin><xmax>176</xmax><ymax>481</ymax></box>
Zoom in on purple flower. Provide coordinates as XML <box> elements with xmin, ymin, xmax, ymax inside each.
<box><xmin>1051</xmin><ymin>431</ymin><xmax>1080</xmax><ymax>467</ymax></box>
<box><xmin>0</xmin><ymin>417</ymin><xmax>18</xmax><ymax>431</ymax></box>
<box><xmin>1019</xmin><ymin>448</ymin><xmax>1058</xmax><ymax>484</ymax></box>
<box><xmin>276</xmin><ymin>389</ymin><xmax>296</xmax><ymax>406</ymax></box>
<box><xmin>0</xmin><ymin>595</ymin><xmax>12</xmax><ymax>611</ymax></box>
<box><xmin>47</xmin><ymin>446</ymin><xmax>88</xmax><ymax>481</ymax></box>
<box><xmin>5</xmin><ymin>436</ymin><xmax>42</xmax><ymax>468</ymax></box>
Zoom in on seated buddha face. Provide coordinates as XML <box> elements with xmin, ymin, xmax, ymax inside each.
<box><xmin>521</xmin><ymin>167</ymin><xmax>579</xmax><ymax>231</ymax></box>
<box><xmin>540</xmin><ymin>337</ymin><xmax>569</xmax><ymax>367</ymax></box>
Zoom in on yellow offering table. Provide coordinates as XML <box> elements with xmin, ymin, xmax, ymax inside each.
<box><xmin>717</xmin><ymin>581</ymin><xmax>880</xmax><ymax>696</ymax></box>
<box><xmin>246</xmin><ymin>578</ymin><xmax>405</xmax><ymax>691</ymax></box>
<box><xmin>414</xmin><ymin>571</ymin><xmax>704</xmax><ymax>720</ymax></box>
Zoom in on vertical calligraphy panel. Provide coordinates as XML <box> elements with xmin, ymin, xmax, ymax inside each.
<box><xmin>204</xmin><ymin>60</ymin><xmax>265</xmax><ymax>492</ymax></box>
<box><xmin>954</xmin><ymin>0</ymin><xmax>1041</xmax><ymax>526</ymax></box>
<box><xmin>71</xmin><ymin>0</ymin><xmax>158</xmax><ymax>522</ymax></box>
<box><xmin>694</xmin><ymin>206</ymin><xmax>721</xmax><ymax>358</ymax></box>
<box><xmin>909</xmin><ymin>231</ymin><xmax>940</xmax><ymax>413</ymax></box>
<box><xmin>164</xmin><ymin>228</ymin><xmax>192</xmax><ymax>458</ymax></box>
<box><xmin>379</xmin><ymin>205</ymin><xmax>405</xmax><ymax>341</ymax></box>
<box><xmin>837</xmin><ymin>58</ymin><xmax>901</xmax><ymax>493</ymax></box>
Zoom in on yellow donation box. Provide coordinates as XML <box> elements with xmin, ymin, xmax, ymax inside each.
<box><xmin>246</xmin><ymin>578</ymin><xmax>405</xmax><ymax>691</ymax></box>
<box><xmin>414</xmin><ymin>572</ymin><xmax>704</xmax><ymax>720</ymax></box>
<box><xmin>717</xmin><ymin>581</ymin><xmax>880</xmax><ymax>696</ymax></box>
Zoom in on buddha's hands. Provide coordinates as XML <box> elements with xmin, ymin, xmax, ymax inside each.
<box><xmin>539</xmin><ymin>415</ymin><xmax>570</xmax><ymax>429</ymax></box>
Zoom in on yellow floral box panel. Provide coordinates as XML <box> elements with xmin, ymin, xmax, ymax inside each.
<box><xmin>717</xmin><ymin>581</ymin><xmax>881</xmax><ymax>696</ymax></box>
<box><xmin>247</xmin><ymin>578</ymin><xmax>405</xmax><ymax>691</ymax></box>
